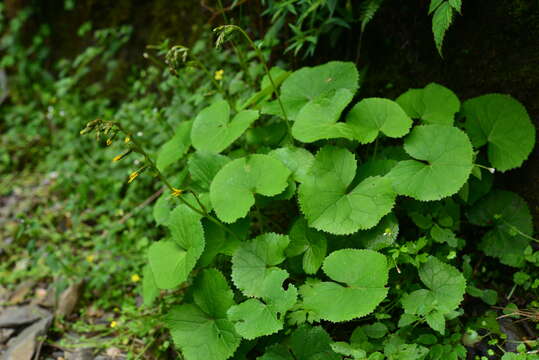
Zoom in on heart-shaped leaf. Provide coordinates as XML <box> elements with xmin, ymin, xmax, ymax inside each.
<box><xmin>210</xmin><ymin>154</ymin><xmax>291</xmax><ymax>223</ymax></box>
<box><xmin>263</xmin><ymin>61</ymin><xmax>359</xmax><ymax>120</ymax></box>
<box><xmin>298</xmin><ymin>146</ymin><xmax>396</xmax><ymax>235</ymax></box>
<box><xmin>148</xmin><ymin>206</ymin><xmax>205</xmax><ymax>289</ymax></box>
<box><xmin>191</xmin><ymin>100</ymin><xmax>259</xmax><ymax>153</ymax></box>
<box><xmin>462</xmin><ymin>94</ymin><xmax>535</xmax><ymax>171</ymax></box>
<box><xmin>300</xmin><ymin>249</ymin><xmax>389</xmax><ymax>322</ymax></box>
<box><xmin>165</xmin><ymin>269</ymin><xmax>240</xmax><ymax>360</ymax></box>
<box><xmin>396</xmin><ymin>83</ymin><xmax>460</xmax><ymax>125</ymax></box>
<box><xmin>387</xmin><ymin>125</ymin><xmax>473</xmax><ymax>201</ymax></box>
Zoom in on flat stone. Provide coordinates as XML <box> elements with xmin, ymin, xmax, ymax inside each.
<box><xmin>0</xmin><ymin>305</ymin><xmax>51</xmax><ymax>328</ymax></box>
<box><xmin>0</xmin><ymin>328</ymin><xmax>15</xmax><ymax>344</ymax></box>
<box><xmin>65</xmin><ymin>348</ymin><xmax>94</xmax><ymax>360</ymax></box>
<box><xmin>56</xmin><ymin>282</ymin><xmax>83</xmax><ymax>318</ymax></box>
<box><xmin>4</xmin><ymin>314</ymin><xmax>52</xmax><ymax>360</ymax></box>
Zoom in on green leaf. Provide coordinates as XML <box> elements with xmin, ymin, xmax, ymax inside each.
<box><xmin>264</xmin><ymin>61</ymin><xmax>359</xmax><ymax>120</ymax></box>
<box><xmin>148</xmin><ymin>206</ymin><xmax>205</xmax><ymax>289</ymax></box>
<box><xmin>354</xmin><ymin>213</ymin><xmax>399</xmax><ymax>250</ymax></box>
<box><xmin>299</xmin><ymin>146</ymin><xmax>396</xmax><ymax>235</ymax></box>
<box><xmin>387</xmin><ymin>125</ymin><xmax>473</xmax><ymax>201</ymax></box>
<box><xmin>402</xmin><ymin>257</ymin><xmax>466</xmax><ymax>333</ymax></box>
<box><xmin>165</xmin><ymin>269</ymin><xmax>241</xmax><ymax>360</ymax></box>
<box><xmin>301</xmin><ymin>249</ymin><xmax>389</xmax><ymax>322</ymax></box>
<box><xmin>429</xmin><ymin>0</ymin><xmax>444</xmax><ymax>14</ymax></box>
<box><xmin>191</xmin><ymin>100</ymin><xmax>259</xmax><ymax>153</ymax></box>
<box><xmin>292</xmin><ymin>96</ymin><xmax>411</xmax><ymax>144</ymax></box>
<box><xmin>227</xmin><ymin>299</ymin><xmax>283</xmax><ymax>340</ymax></box>
<box><xmin>258</xmin><ymin>344</ymin><xmax>293</xmax><ymax>360</ymax></box>
<box><xmin>142</xmin><ymin>264</ymin><xmax>159</xmax><ymax>307</ymax></box>
<box><xmin>231</xmin><ymin>233</ymin><xmax>289</xmax><ymax>297</ymax></box>
<box><xmin>210</xmin><ymin>154</ymin><xmax>291</xmax><ymax>223</ymax></box>
<box><xmin>331</xmin><ymin>342</ymin><xmax>366</xmax><ymax>359</ymax></box>
<box><xmin>239</xmin><ymin>67</ymin><xmax>290</xmax><ymax>110</ymax></box>
<box><xmin>228</xmin><ymin>231</ymin><xmax>297</xmax><ymax>334</ymax></box>
<box><xmin>153</xmin><ymin>193</ymin><xmax>172</xmax><ymax>225</ymax></box>
<box><xmin>289</xmin><ymin>326</ymin><xmax>340</xmax><ymax>360</ymax></box>
<box><xmin>430</xmin><ymin>224</ymin><xmax>458</xmax><ymax>247</ymax></box>
<box><xmin>229</xmin><ymin>260</ymin><xmax>297</xmax><ymax>339</ymax></box>
<box><xmin>156</xmin><ymin>120</ymin><xmax>192</xmax><ymax>172</ymax></box>
<box><xmin>345</xmin><ymin>98</ymin><xmax>412</xmax><ymax>143</ymax></box>
<box><xmin>425</xmin><ymin>311</ymin><xmax>446</xmax><ymax>334</ymax></box>
<box><xmin>188</xmin><ymin>151</ymin><xmax>230</xmax><ymax>191</ymax></box>
<box><xmin>291</xmin><ymin>88</ymin><xmax>355</xmax><ymax>143</ymax></box>
<box><xmin>287</xmin><ymin>217</ymin><xmax>327</xmax><ymax>274</ymax></box>
<box><xmin>269</xmin><ymin>147</ymin><xmax>315</xmax><ymax>183</ymax></box>
<box><xmin>432</xmin><ymin>2</ymin><xmax>453</xmax><ymax>55</ymax></box>
<box><xmin>396</xmin><ymin>83</ymin><xmax>460</xmax><ymax>125</ymax></box>
<box><xmin>419</xmin><ymin>257</ymin><xmax>466</xmax><ymax>311</ymax></box>
<box><xmin>467</xmin><ymin>190</ymin><xmax>533</xmax><ymax>267</ymax></box>
<box><xmin>449</xmin><ymin>0</ymin><xmax>462</xmax><ymax>13</ymax></box>
<box><xmin>462</xmin><ymin>94</ymin><xmax>535</xmax><ymax>171</ymax></box>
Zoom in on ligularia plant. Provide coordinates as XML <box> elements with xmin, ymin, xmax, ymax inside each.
<box><xmin>82</xmin><ymin>40</ymin><xmax>536</xmax><ymax>358</ymax></box>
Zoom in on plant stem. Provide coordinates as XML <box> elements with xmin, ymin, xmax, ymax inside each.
<box><xmin>232</xmin><ymin>26</ymin><xmax>293</xmax><ymax>140</ymax></box>
<box><xmin>114</xmin><ymin>122</ymin><xmax>239</xmax><ymax>240</ymax></box>
<box><xmin>215</xmin><ymin>0</ymin><xmax>255</xmax><ymax>87</ymax></box>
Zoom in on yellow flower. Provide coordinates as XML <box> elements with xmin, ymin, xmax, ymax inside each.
<box><xmin>110</xmin><ymin>321</ymin><xmax>118</xmax><ymax>328</ymax></box>
<box><xmin>106</xmin><ymin>138</ymin><xmax>113</xmax><ymax>146</ymax></box>
<box><xmin>214</xmin><ymin>69</ymin><xmax>224</xmax><ymax>81</ymax></box>
<box><xmin>171</xmin><ymin>188</ymin><xmax>183</xmax><ymax>197</ymax></box>
<box><xmin>124</xmin><ymin>136</ymin><xmax>131</xmax><ymax>143</ymax></box>
<box><xmin>112</xmin><ymin>150</ymin><xmax>132</xmax><ymax>162</ymax></box>
<box><xmin>86</xmin><ymin>255</ymin><xmax>95</xmax><ymax>262</ymax></box>
<box><xmin>131</xmin><ymin>274</ymin><xmax>140</xmax><ymax>282</ymax></box>
<box><xmin>127</xmin><ymin>171</ymin><xmax>140</xmax><ymax>184</ymax></box>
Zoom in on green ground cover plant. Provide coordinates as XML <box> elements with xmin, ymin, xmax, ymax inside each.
<box><xmin>79</xmin><ymin>25</ymin><xmax>539</xmax><ymax>359</ymax></box>
<box><xmin>2</xmin><ymin>2</ymin><xmax>539</xmax><ymax>358</ymax></box>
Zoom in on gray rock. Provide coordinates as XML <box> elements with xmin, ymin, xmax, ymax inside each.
<box><xmin>56</xmin><ymin>282</ymin><xmax>83</xmax><ymax>318</ymax></box>
<box><xmin>65</xmin><ymin>348</ymin><xmax>94</xmax><ymax>360</ymax></box>
<box><xmin>0</xmin><ymin>328</ymin><xmax>14</xmax><ymax>344</ymax></box>
<box><xmin>4</xmin><ymin>315</ymin><xmax>52</xmax><ymax>360</ymax></box>
<box><xmin>0</xmin><ymin>305</ymin><xmax>51</xmax><ymax>328</ymax></box>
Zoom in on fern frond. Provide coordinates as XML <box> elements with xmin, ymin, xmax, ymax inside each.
<box><xmin>359</xmin><ymin>0</ymin><xmax>384</xmax><ymax>33</ymax></box>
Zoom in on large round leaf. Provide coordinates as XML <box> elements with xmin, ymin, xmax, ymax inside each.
<box><xmin>292</xmin><ymin>96</ymin><xmax>412</xmax><ymax>144</ymax></box>
<box><xmin>345</xmin><ymin>98</ymin><xmax>412</xmax><ymax>143</ymax></box>
<box><xmin>191</xmin><ymin>100</ymin><xmax>259</xmax><ymax>153</ymax></box>
<box><xmin>264</xmin><ymin>61</ymin><xmax>359</xmax><ymax>120</ymax></box>
<box><xmin>210</xmin><ymin>154</ymin><xmax>291</xmax><ymax>223</ymax></box>
<box><xmin>300</xmin><ymin>249</ymin><xmax>389</xmax><ymax>322</ymax></box>
<box><xmin>462</xmin><ymin>94</ymin><xmax>535</xmax><ymax>171</ymax></box>
<box><xmin>396</xmin><ymin>83</ymin><xmax>460</xmax><ymax>125</ymax></box>
<box><xmin>387</xmin><ymin>125</ymin><xmax>473</xmax><ymax>201</ymax></box>
<box><xmin>298</xmin><ymin>146</ymin><xmax>396</xmax><ymax>235</ymax></box>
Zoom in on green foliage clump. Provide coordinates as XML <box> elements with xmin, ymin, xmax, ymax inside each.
<box><xmin>79</xmin><ymin>26</ymin><xmax>538</xmax><ymax>359</ymax></box>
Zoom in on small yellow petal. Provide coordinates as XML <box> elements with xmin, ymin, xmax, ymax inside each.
<box><xmin>110</xmin><ymin>321</ymin><xmax>117</xmax><ymax>328</ymax></box>
<box><xmin>112</xmin><ymin>155</ymin><xmax>122</xmax><ymax>162</ymax></box>
<box><xmin>131</xmin><ymin>274</ymin><xmax>140</xmax><ymax>282</ymax></box>
<box><xmin>171</xmin><ymin>188</ymin><xmax>183</xmax><ymax>197</ymax></box>
<box><xmin>128</xmin><ymin>171</ymin><xmax>139</xmax><ymax>184</ymax></box>
<box><xmin>106</xmin><ymin>138</ymin><xmax>113</xmax><ymax>146</ymax></box>
<box><xmin>86</xmin><ymin>255</ymin><xmax>95</xmax><ymax>262</ymax></box>
<box><xmin>214</xmin><ymin>69</ymin><xmax>224</xmax><ymax>80</ymax></box>
<box><xmin>124</xmin><ymin>136</ymin><xmax>131</xmax><ymax>143</ymax></box>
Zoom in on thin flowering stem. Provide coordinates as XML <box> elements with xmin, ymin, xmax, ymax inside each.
<box><xmin>217</xmin><ymin>25</ymin><xmax>292</xmax><ymax>141</ymax></box>
<box><xmin>215</xmin><ymin>0</ymin><xmax>255</xmax><ymax>87</ymax></box>
<box><xmin>112</xmin><ymin>122</ymin><xmax>240</xmax><ymax>241</ymax></box>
